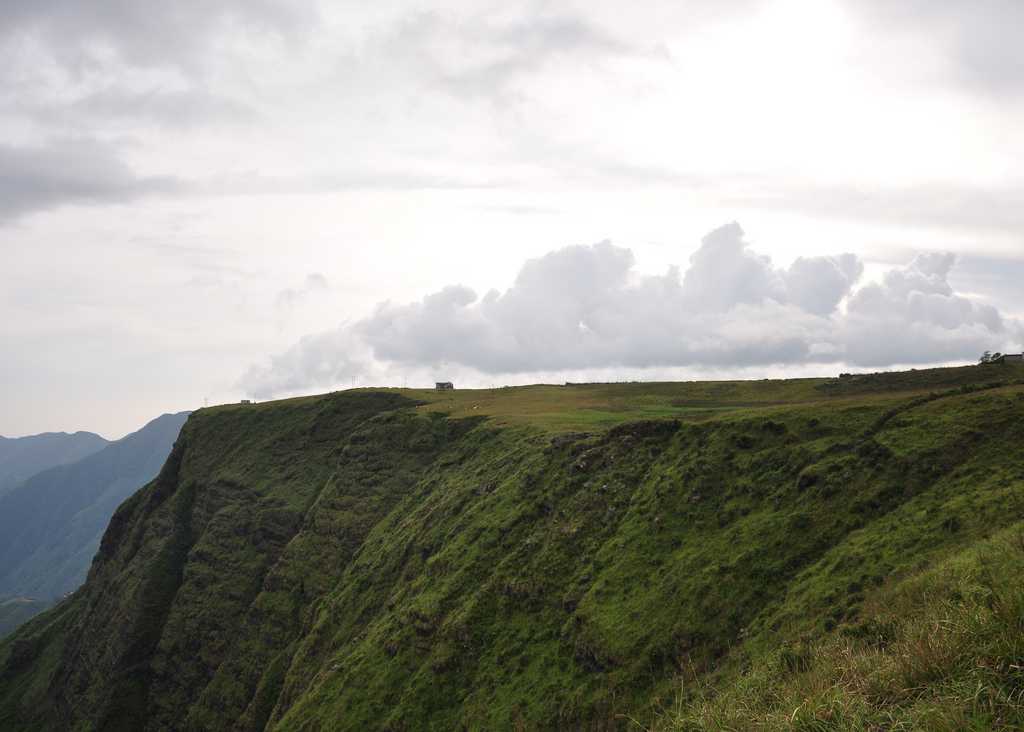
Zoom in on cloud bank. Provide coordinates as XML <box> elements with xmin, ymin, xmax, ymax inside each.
<box><xmin>853</xmin><ymin>1</ymin><xmax>1024</xmax><ymax>95</ymax></box>
<box><xmin>0</xmin><ymin>139</ymin><xmax>182</xmax><ymax>221</ymax></box>
<box><xmin>242</xmin><ymin>223</ymin><xmax>1022</xmax><ymax>398</ymax></box>
<box><xmin>0</xmin><ymin>0</ymin><xmax>315</xmax><ymax>74</ymax></box>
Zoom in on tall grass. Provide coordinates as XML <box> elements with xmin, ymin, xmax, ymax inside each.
<box><xmin>652</xmin><ymin>525</ymin><xmax>1024</xmax><ymax>731</ymax></box>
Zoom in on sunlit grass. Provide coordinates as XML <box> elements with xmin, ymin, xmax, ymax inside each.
<box><xmin>650</xmin><ymin>526</ymin><xmax>1024</xmax><ymax>731</ymax></box>
<box><xmin>389</xmin><ymin>363</ymin><xmax>1024</xmax><ymax>432</ymax></box>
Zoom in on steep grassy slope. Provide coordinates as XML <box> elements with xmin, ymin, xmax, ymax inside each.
<box><xmin>0</xmin><ymin>365</ymin><xmax>1022</xmax><ymax>730</ymax></box>
<box><xmin>0</xmin><ymin>412</ymin><xmax>189</xmax><ymax>601</ymax></box>
<box><xmin>657</xmin><ymin>525</ymin><xmax>1024</xmax><ymax>730</ymax></box>
<box><xmin>0</xmin><ymin>431</ymin><xmax>108</xmax><ymax>498</ymax></box>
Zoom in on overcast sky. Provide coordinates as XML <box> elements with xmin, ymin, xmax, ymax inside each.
<box><xmin>2</xmin><ymin>0</ymin><xmax>1023</xmax><ymax>438</ymax></box>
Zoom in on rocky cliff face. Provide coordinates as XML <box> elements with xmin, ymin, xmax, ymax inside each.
<box><xmin>1</xmin><ymin>381</ymin><xmax>1022</xmax><ymax>730</ymax></box>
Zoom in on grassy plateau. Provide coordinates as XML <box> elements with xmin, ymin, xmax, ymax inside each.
<box><xmin>0</xmin><ymin>363</ymin><xmax>1022</xmax><ymax>730</ymax></box>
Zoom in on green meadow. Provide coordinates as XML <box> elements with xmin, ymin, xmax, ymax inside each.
<box><xmin>2</xmin><ymin>363</ymin><xmax>1023</xmax><ymax>730</ymax></box>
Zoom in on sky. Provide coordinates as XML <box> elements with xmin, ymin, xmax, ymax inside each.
<box><xmin>2</xmin><ymin>0</ymin><xmax>1023</xmax><ymax>439</ymax></box>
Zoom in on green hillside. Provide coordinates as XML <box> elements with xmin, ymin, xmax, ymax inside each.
<box><xmin>1</xmin><ymin>364</ymin><xmax>1022</xmax><ymax>730</ymax></box>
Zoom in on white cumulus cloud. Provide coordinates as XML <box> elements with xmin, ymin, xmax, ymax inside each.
<box><xmin>241</xmin><ymin>223</ymin><xmax>1022</xmax><ymax>398</ymax></box>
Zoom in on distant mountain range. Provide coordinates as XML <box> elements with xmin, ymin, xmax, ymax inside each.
<box><xmin>0</xmin><ymin>431</ymin><xmax>109</xmax><ymax>498</ymax></box>
<box><xmin>0</xmin><ymin>412</ymin><xmax>189</xmax><ymax>636</ymax></box>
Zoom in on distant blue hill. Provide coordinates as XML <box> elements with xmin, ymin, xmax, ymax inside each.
<box><xmin>0</xmin><ymin>412</ymin><xmax>190</xmax><ymax>615</ymax></box>
<box><xmin>0</xmin><ymin>596</ymin><xmax>51</xmax><ymax>638</ymax></box>
<box><xmin>0</xmin><ymin>430</ymin><xmax>109</xmax><ymax>498</ymax></box>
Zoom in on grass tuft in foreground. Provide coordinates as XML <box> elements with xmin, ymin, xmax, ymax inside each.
<box><xmin>654</xmin><ymin>525</ymin><xmax>1024</xmax><ymax>731</ymax></box>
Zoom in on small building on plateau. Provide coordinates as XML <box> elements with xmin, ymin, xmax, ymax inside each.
<box><xmin>993</xmin><ymin>353</ymin><xmax>1024</xmax><ymax>364</ymax></box>
<box><xmin>435</xmin><ymin>382</ymin><xmax>454</xmax><ymax>391</ymax></box>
